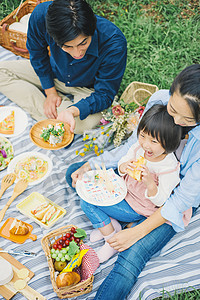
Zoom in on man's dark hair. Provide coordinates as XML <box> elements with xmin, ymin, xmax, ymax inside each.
<box><xmin>46</xmin><ymin>0</ymin><xmax>97</xmax><ymax>47</ymax></box>
<box><xmin>137</xmin><ymin>104</ymin><xmax>182</xmax><ymax>153</ymax></box>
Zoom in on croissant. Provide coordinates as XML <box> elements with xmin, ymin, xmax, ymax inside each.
<box><xmin>56</xmin><ymin>272</ymin><xmax>81</xmax><ymax>288</ymax></box>
<box><xmin>9</xmin><ymin>218</ymin><xmax>29</xmax><ymax>235</ymax></box>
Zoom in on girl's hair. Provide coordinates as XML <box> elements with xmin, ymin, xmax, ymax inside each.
<box><xmin>170</xmin><ymin>64</ymin><xmax>200</xmax><ymax>123</ymax></box>
<box><xmin>137</xmin><ymin>104</ymin><xmax>182</xmax><ymax>153</ymax></box>
<box><xmin>46</xmin><ymin>0</ymin><xmax>96</xmax><ymax>47</ymax></box>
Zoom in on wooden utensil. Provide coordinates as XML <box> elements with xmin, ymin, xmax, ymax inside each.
<box><xmin>0</xmin><ymin>179</ymin><xmax>28</xmax><ymax>222</ymax></box>
<box><xmin>0</xmin><ymin>173</ymin><xmax>16</xmax><ymax>199</ymax></box>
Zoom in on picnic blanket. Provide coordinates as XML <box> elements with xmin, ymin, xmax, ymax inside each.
<box><xmin>0</xmin><ymin>46</ymin><xmax>200</xmax><ymax>300</ymax></box>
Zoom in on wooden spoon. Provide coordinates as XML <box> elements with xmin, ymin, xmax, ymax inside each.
<box><xmin>0</xmin><ymin>173</ymin><xmax>16</xmax><ymax>199</ymax></box>
<box><xmin>0</xmin><ymin>179</ymin><xmax>28</xmax><ymax>223</ymax></box>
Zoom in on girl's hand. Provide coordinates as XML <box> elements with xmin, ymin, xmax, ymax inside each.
<box><xmin>119</xmin><ymin>159</ymin><xmax>137</xmax><ymax>174</ymax></box>
<box><xmin>71</xmin><ymin>162</ymin><xmax>91</xmax><ymax>187</ymax></box>
<box><xmin>141</xmin><ymin>165</ymin><xmax>157</xmax><ymax>196</ymax></box>
<box><xmin>107</xmin><ymin>225</ymin><xmax>145</xmax><ymax>252</ymax></box>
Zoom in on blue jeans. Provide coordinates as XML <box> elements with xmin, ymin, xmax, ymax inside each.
<box><xmin>66</xmin><ymin>162</ymin><xmax>176</xmax><ymax>300</ymax></box>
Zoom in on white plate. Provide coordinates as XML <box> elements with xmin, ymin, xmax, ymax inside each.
<box><xmin>76</xmin><ymin>169</ymin><xmax>127</xmax><ymax>206</ymax></box>
<box><xmin>0</xmin><ymin>106</ymin><xmax>28</xmax><ymax>137</ymax></box>
<box><xmin>7</xmin><ymin>151</ymin><xmax>53</xmax><ymax>186</ymax></box>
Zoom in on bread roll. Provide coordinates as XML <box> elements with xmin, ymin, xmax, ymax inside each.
<box><xmin>127</xmin><ymin>156</ymin><xmax>146</xmax><ymax>182</ymax></box>
<box><xmin>56</xmin><ymin>272</ymin><xmax>81</xmax><ymax>288</ymax></box>
<box><xmin>9</xmin><ymin>218</ymin><xmax>29</xmax><ymax>235</ymax></box>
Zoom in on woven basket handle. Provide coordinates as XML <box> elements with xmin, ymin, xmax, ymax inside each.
<box><xmin>10</xmin><ymin>40</ymin><xmax>29</xmax><ymax>53</ymax></box>
<box><xmin>132</xmin><ymin>88</ymin><xmax>153</xmax><ymax>106</ymax></box>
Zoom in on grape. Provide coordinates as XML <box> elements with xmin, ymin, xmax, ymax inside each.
<box><xmin>53</xmin><ymin>244</ymin><xmax>57</xmax><ymax>250</ymax></box>
<box><xmin>58</xmin><ymin>253</ymin><xmax>63</xmax><ymax>258</ymax></box>
<box><xmin>61</xmin><ymin>249</ymin><xmax>67</xmax><ymax>254</ymax></box>
<box><xmin>62</xmin><ymin>236</ymin><xmax>67</xmax><ymax>241</ymax></box>
<box><xmin>56</xmin><ymin>257</ymin><xmax>61</xmax><ymax>261</ymax></box>
<box><xmin>65</xmin><ymin>233</ymin><xmax>71</xmax><ymax>238</ymax></box>
<box><xmin>51</xmin><ymin>249</ymin><xmax>56</xmax><ymax>254</ymax></box>
<box><xmin>65</xmin><ymin>254</ymin><xmax>70</xmax><ymax>261</ymax></box>
<box><xmin>61</xmin><ymin>257</ymin><xmax>66</xmax><ymax>262</ymax></box>
<box><xmin>55</xmin><ymin>250</ymin><xmax>60</xmax><ymax>254</ymax></box>
<box><xmin>58</xmin><ymin>245</ymin><xmax>62</xmax><ymax>250</ymax></box>
<box><xmin>51</xmin><ymin>253</ymin><xmax>57</xmax><ymax>259</ymax></box>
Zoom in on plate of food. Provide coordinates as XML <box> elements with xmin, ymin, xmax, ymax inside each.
<box><xmin>0</xmin><ymin>106</ymin><xmax>28</xmax><ymax>137</ymax></box>
<box><xmin>7</xmin><ymin>151</ymin><xmax>53</xmax><ymax>185</ymax></box>
<box><xmin>16</xmin><ymin>192</ymin><xmax>66</xmax><ymax>229</ymax></box>
<box><xmin>76</xmin><ymin>168</ymin><xmax>127</xmax><ymax>206</ymax></box>
<box><xmin>30</xmin><ymin>119</ymin><xmax>74</xmax><ymax>150</ymax></box>
<box><xmin>0</xmin><ymin>136</ymin><xmax>14</xmax><ymax>171</ymax></box>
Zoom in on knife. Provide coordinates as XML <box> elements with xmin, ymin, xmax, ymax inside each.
<box><xmin>0</xmin><ymin>250</ymin><xmax>37</xmax><ymax>257</ymax></box>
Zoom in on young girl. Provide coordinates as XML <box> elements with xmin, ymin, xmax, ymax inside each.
<box><xmin>80</xmin><ymin>104</ymin><xmax>191</xmax><ymax>263</ymax></box>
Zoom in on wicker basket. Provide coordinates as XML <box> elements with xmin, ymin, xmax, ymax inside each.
<box><xmin>0</xmin><ymin>0</ymin><xmax>51</xmax><ymax>58</ymax></box>
<box><xmin>120</xmin><ymin>81</ymin><xmax>159</xmax><ymax>107</ymax></box>
<box><xmin>0</xmin><ymin>0</ymin><xmax>37</xmax><ymax>58</ymax></box>
<box><xmin>41</xmin><ymin>225</ymin><xmax>94</xmax><ymax>299</ymax></box>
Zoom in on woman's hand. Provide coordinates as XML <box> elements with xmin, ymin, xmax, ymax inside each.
<box><xmin>108</xmin><ymin>208</ymin><xmax>166</xmax><ymax>252</ymax></box>
<box><xmin>71</xmin><ymin>162</ymin><xmax>91</xmax><ymax>187</ymax></box>
<box><xmin>57</xmin><ymin>106</ymin><xmax>80</xmax><ymax>133</ymax></box>
<box><xmin>107</xmin><ymin>225</ymin><xmax>145</xmax><ymax>252</ymax></box>
<box><xmin>44</xmin><ymin>87</ymin><xmax>62</xmax><ymax>119</ymax></box>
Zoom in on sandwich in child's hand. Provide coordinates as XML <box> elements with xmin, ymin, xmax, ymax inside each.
<box><xmin>31</xmin><ymin>202</ymin><xmax>61</xmax><ymax>225</ymax></box>
<box><xmin>127</xmin><ymin>156</ymin><xmax>146</xmax><ymax>182</ymax></box>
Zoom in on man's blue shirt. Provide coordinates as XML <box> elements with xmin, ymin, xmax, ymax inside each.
<box><xmin>26</xmin><ymin>2</ymin><xmax>127</xmax><ymax>120</ymax></box>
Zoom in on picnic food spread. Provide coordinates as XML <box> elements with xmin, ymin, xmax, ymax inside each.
<box><xmin>127</xmin><ymin>155</ymin><xmax>146</xmax><ymax>181</ymax></box>
<box><xmin>41</xmin><ymin>123</ymin><xmax>65</xmax><ymax>145</ymax></box>
<box><xmin>0</xmin><ymin>110</ymin><xmax>15</xmax><ymax>135</ymax></box>
<box><xmin>13</xmin><ymin>156</ymin><xmax>48</xmax><ymax>183</ymax></box>
<box><xmin>0</xmin><ymin>106</ymin><xmax>100</xmax><ymax>299</ymax></box>
<box><xmin>0</xmin><ymin>136</ymin><xmax>14</xmax><ymax>171</ymax></box>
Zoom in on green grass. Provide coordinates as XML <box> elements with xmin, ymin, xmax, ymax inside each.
<box><xmin>0</xmin><ymin>1</ymin><xmax>200</xmax><ymax>299</ymax></box>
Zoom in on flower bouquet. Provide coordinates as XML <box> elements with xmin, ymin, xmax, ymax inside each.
<box><xmin>76</xmin><ymin>99</ymin><xmax>145</xmax><ymax>157</ymax></box>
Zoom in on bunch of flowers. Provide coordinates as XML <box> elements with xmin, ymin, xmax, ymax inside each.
<box><xmin>76</xmin><ymin>99</ymin><xmax>145</xmax><ymax>157</ymax></box>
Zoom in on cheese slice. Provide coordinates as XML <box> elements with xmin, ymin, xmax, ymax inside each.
<box><xmin>0</xmin><ymin>110</ymin><xmax>15</xmax><ymax>134</ymax></box>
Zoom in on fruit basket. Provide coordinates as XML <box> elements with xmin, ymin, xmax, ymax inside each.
<box><xmin>41</xmin><ymin>225</ymin><xmax>98</xmax><ymax>299</ymax></box>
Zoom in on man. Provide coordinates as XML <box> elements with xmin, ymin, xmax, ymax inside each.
<box><xmin>0</xmin><ymin>0</ymin><xmax>127</xmax><ymax>134</ymax></box>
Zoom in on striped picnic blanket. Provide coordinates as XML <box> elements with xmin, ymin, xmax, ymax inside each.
<box><xmin>0</xmin><ymin>46</ymin><xmax>200</xmax><ymax>300</ymax></box>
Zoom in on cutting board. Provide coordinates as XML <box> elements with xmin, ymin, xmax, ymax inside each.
<box><xmin>0</xmin><ymin>249</ymin><xmax>46</xmax><ymax>300</ymax></box>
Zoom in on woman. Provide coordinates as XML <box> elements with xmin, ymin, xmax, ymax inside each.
<box><xmin>66</xmin><ymin>64</ymin><xmax>200</xmax><ymax>299</ymax></box>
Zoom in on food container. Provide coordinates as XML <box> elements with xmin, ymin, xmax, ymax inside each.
<box><xmin>16</xmin><ymin>192</ymin><xmax>66</xmax><ymax>229</ymax></box>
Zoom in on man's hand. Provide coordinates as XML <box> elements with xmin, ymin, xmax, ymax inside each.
<box><xmin>71</xmin><ymin>162</ymin><xmax>91</xmax><ymax>187</ymax></box>
<box><xmin>57</xmin><ymin>106</ymin><xmax>80</xmax><ymax>133</ymax></box>
<box><xmin>44</xmin><ymin>87</ymin><xmax>61</xmax><ymax>119</ymax></box>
